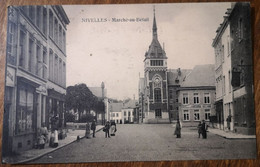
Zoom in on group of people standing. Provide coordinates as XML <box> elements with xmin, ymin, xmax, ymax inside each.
<box><xmin>104</xmin><ymin>121</ymin><xmax>117</xmax><ymax>138</ymax></box>
<box><xmin>85</xmin><ymin>120</ymin><xmax>117</xmax><ymax>138</ymax></box>
<box><xmin>174</xmin><ymin>119</ymin><xmax>208</xmax><ymax>139</ymax></box>
<box><xmin>85</xmin><ymin>120</ymin><xmax>97</xmax><ymax>139</ymax></box>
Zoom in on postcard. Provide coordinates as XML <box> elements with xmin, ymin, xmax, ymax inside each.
<box><xmin>2</xmin><ymin>2</ymin><xmax>256</xmax><ymax>164</ymax></box>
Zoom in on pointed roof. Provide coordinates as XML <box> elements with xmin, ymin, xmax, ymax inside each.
<box><xmin>145</xmin><ymin>8</ymin><xmax>167</xmax><ymax>60</ymax></box>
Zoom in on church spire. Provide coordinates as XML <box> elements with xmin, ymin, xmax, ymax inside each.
<box><xmin>153</xmin><ymin>6</ymin><xmax>158</xmax><ymax>39</ymax></box>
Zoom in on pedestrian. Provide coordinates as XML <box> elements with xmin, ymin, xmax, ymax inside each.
<box><xmin>104</xmin><ymin>121</ymin><xmax>110</xmax><ymax>138</ymax></box>
<box><xmin>85</xmin><ymin>122</ymin><xmax>91</xmax><ymax>139</ymax></box>
<box><xmin>110</xmin><ymin>120</ymin><xmax>117</xmax><ymax>136</ymax></box>
<box><xmin>91</xmin><ymin>120</ymin><xmax>96</xmax><ymax>138</ymax></box>
<box><xmin>174</xmin><ymin>120</ymin><xmax>181</xmax><ymax>138</ymax></box>
<box><xmin>197</xmin><ymin>121</ymin><xmax>202</xmax><ymax>138</ymax></box>
<box><xmin>201</xmin><ymin>120</ymin><xmax>208</xmax><ymax>139</ymax></box>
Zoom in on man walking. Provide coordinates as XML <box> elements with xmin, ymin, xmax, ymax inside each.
<box><xmin>91</xmin><ymin>120</ymin><xmax>96</xmax><ymax>138</ymax></box>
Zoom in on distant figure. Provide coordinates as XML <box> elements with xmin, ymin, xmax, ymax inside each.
<box><xmin>104</xmin><ymin>121</ymin><xmax>110</xmax><ymax>138</ymax></box>
<box><xmin>174</xmin><ymin>120</ymin><xmax>181</xmax><ymax>138</ymax></box>
<box><xmin>110</xmin><ymin>120</ymin><xmax>117</xmax><ymax>136</ymax></box>
<box><xmin>226</xmin><ymin>115</ymin><xmax>232</xmax><ymax>130</ymax></box>
<box><xmin>85</xmin><ymin>122</ymin><xmax>91</xmax><ymax>139</ymax></box>
<box><xmin>91</xmin><ymin>120</ymin><xmax>96</xmax><ymax>138</ymax></box>
<box><xmin>201</xmin><ymin>120</ymin><xmax>208</xmax><ymax>139</ymax></box>
<box><xmin>76</xmin><ymin>135</ymin><xmax>80</xmax><ymax>142</ymax></box>
<box><xmin>197</xmin><ymin>121</ymin><xmax>202</xmax><ymax>138</ymax></box>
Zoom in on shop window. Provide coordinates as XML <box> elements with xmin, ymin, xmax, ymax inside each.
<box><xmin>16</xmin><ymin>86</ymin><xmax>34</xmax><ymax>134</ymax></box>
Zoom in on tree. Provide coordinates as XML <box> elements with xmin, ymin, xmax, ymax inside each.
<box><xmin>65</xmin><ymin>83</ymin><xmax>97</xmax><ymax>121</ymax></box>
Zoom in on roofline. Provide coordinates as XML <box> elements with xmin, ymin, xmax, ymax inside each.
<box><xmin>178</xmin><ymin>86</ymin><xmax>216</xmax><ymax>91</ymax></box>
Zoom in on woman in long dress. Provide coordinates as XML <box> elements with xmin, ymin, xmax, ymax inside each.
<box><xmin>174</xmin><ymin>120</ymin><xmax>181</xmax><ymax>138</ymax></box>
<box><xmin>110</xmin><ymin>121</ymin><xmax>117</xmax><ymax>136</ymax></box>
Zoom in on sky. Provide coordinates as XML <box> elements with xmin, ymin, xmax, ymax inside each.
<box><xmin>63</xmin><ymin>3</ymin><xmax>231</xmax><ymax>100</ymax></box>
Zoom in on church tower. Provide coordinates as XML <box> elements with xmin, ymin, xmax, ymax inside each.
<box><xmin>143</xmin><ymin>8</ymin><xmax>168</xmax><ymax>123</ymax></box>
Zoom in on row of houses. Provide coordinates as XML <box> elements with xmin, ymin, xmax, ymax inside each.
<box><xmin>4</xmin><ymin>5</ymin><xmax>69</xmax><ymax>153</ymax></box>
<box><xmin>212</xmin><ymin>2</ymin><xmax>254</xmax><ymax>135</ymax></box>
<box><xmin>109</xmin><ymin>100</ymin><xmax>138</xmax><ymax>124</ymax></box>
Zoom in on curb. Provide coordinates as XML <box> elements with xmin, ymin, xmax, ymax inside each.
<box><xmin>208</xmin><ymin>130</ymin><xmax>256</xmax><ymax>140</ymax></box>
<box><xmin>13</xmin><ymin>127</ymin><xmax>104</xmax><ymax>164</ymax></box>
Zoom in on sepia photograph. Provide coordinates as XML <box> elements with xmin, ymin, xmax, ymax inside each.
<box><xmin>1</xmin><ymin>2</ymin><xmax>257</xmax><ymax>164</ymax></box>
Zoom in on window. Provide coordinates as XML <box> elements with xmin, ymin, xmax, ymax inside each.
<box><xmin>54</xmin><ymin>55</ymin><xmax>58</xmax><ymax>83</ymax></box>
<box><xmin>59</xmin><ymin>58</ymin><xmax>62</xmax><ymax>85</ymax></box>
<box><xmin>150</xmin><ymin>60</ymin><xmax>163</xmax><ymax>66</ymax></box>
<box><xmin>194</xmin><ymin>110</ymin><xmax>200</xmax><ymax>121</ymax></box>
<box><xmin>155</xmin><ymin>109</ymin><xmax>162</xmax><ymax>118</ymax></box>
<box><xmin>42</xmin><ymin>48</ymin><xmax>47</xmax><ymax>79</ymax></box>
<box><xmin>238</xmin><ymin>18</ymin><xmax>243</xmax><ymax>40</ymax></box>
<box><xmin>49</xmin><ymin>50</ymin><xmax>53</xmax><ymax>81</ymax></box>
<box><xmin>28</xmin><ymin>38</ymin><xmax>34</xmax><ymax>73</ymax></box>
<box><xmin>16</xmin><ymin>85</ymin><xmax>34</xmax><ymax>134</ymax></box>
<box><xmin>169</xmin><ymin>89</ymin><xmax>173</xmax><ymax>99</ymax></box>
<box><xmin>227</xmin><ymin>35</ymin><xmax>230</xmax><ymax>56</ymax></box>
<box><xmin>205</xmin><ymin>109</ymin><xmax>210</xmax><ymax>121</ymax></box>
<box><xmin>59</xmin><ymin>25</ymin><xmax>62</xmax><ymax>48</ymax></box>
<box><xmin>63</xmin><ymin>30</ymin><xmax>66</xmax><ymax>52</ymax></box>
<box><xmin>124</xmin><ymin>111</ymin><xmax>126</xmax><ymax>116</ymax></box>
<box><xmin>36</xmin><ymin>6</ymin><xmax>41</xmax><ymax>28</ymax></box>
<box><xmin>204</xmin><ymin>93</ymin><xmax>210</xmax><ymax>104</ymax></box>
<box><xmin>193</xmin><ymin>93</ymin><xmax>199</xmax><ymax>104</ymax></box>
<box><xmin>128</xmin><ymin>111</ymin><xmax>130</xmax><ymax>117</ymax></box>
<box><xmin>169</xmin><ymin>105</ymin><xmax>173</xmax><ymax>110</ymax></box>
<box><xmin>63</xmin><ymin>62</ymin><xmax>66</xmax><ymax>87</ymax></box>
<box><xmin>43</xmin><ymin>8</ymin><xmax>47</xmax><ymax>35</ymax></box>
<box><xmin>183</xmin><ymin>110</ymin><xmax>189</xmax><ymax>121</ymax></box>
<box><xmin>29</xmin><ymin>6</ymin><xmax>35</xmax><ymax>23</ymax></box>
<box><xmin>116</xmin><ymin>113</ymin><xmax>119</xmax><ymax>117</ymax></box>
<box><xmin>176</xmin><ymin>98</ymin><xmax>178</xmax><ymax>103</ymax></box>
<box><xmin>49</xmin><ymin>11</ymin><xmax>53</xmax><ymax>38</ymax></box>
<box><xmin>154</xmin><ymin>88</ymin><xmax>161</xmax><ymax>102</ymax></box>
<box><xmin>223</xmin><ymin>76</ymin><xmax>226</xmax><ymax>94</ymax></box>
<box><xmin>7</xmin><ymin>22</ymin><xmax>16</xmax><ymax>65</ymax></box>
<box><xmin>36</xmin><ymin>44</ymin><xmax>41</xmax><ymax>76</ymax></box>
<box><xmin>54</xmin><ymin>19</ymin><xmax>58</xmax><ymax>44</ymax></box>
<box><xmin>228</xmin><ymin>71</ymin><xmax>231</xmax><ymax>92</ymax></box>
<box><xmin>183</xmin><ymin>93</ymin><xmax>188</xmax><ymax>104</ymax></box>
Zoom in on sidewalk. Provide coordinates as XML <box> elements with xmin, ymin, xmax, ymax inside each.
<box><xmin>208</xmin><ymin>127</ymin><xmax>256</xmax><ymax>139</ymax></box>
<box><xmin>2</xmin><ymin>125</ymin><xmax>103</xmax><ymax>164</ymax></box>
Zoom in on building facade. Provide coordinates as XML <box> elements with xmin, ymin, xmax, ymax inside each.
<box><xmin>142</xmin><ymin>9</ymin><xmax>168</xmax><ymax>124</ymax></box>
<box><xmin>139</xmin><ymin>9</ymin><xmax>216</xmax><ymax>125</ymax></box>
<box><xmin>3</xmin><ymin>5</ymin><xmax>69</xmax><ymax>154</ymax></box>
<box><xmin>178</xmin><ymin>65</ymin><xmax>216</xmax><ymax>126</ymax></box>
<box><xmin>212</xmin><ymin>2</ymin><xmax>255</xmax><ymax>135</ymax></box>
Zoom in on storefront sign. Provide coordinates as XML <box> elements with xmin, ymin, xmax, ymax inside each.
<box><xmin>6</xmin><ymin>67</ymin><xmax>15</xmax><ymax>87</ymax></box>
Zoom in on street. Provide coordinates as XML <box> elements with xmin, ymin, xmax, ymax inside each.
<box><xmin>29</xmin><ymin>124</ymin><xmax>257</xmax><ymax>164</ymax></box>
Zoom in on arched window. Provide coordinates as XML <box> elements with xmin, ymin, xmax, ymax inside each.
<box><xmin>154</xmin><ymin>88</ymin><xmax>161</xmax><ymax>102</ymax></box>
<box><xmin>153</xmin><ymin>75</ymin><xmax>162</xmax><ymax>102</ymax></box>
